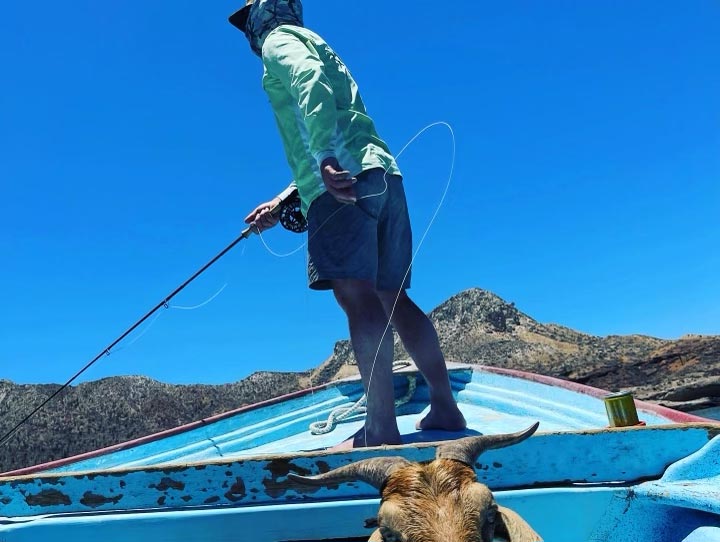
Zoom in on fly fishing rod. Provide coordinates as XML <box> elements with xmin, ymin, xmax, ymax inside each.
<box><xmin>0</xmin><ymin>186</ymin><xmax>307</xmax><ymax>449</ymax></box>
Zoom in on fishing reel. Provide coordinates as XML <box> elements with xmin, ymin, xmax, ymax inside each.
<box><xmin>275</xmin><ymin>187</ymin><xmax>308</xmax><ymax>233</ymax></box>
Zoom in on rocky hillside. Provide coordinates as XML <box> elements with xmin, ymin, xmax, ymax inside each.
<box><xmin>1</xmin><ymin>288</ymin><xmax>717</xmax><ymax>473</ymax></box>
<box><xmin>0</xmin><ymin>372</ymin><xmax>303</xmax><ymax>473</ymax></box>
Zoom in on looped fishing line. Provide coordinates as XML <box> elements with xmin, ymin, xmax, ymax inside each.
<box><xmin>255</xmin><ymin>132</ymin><xmax>395</xmax><ymax>258</ymax></box>
<box><xmin>256</xmin><ymin>121</ymin><xmax>457</xmax><ymax>442</ymax></box>
<box><xmin>257</xmin><ymin>121</ymin><xmax>453</xmax><ymax>261</ymax></box>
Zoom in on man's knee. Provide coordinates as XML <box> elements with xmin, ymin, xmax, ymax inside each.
<box><xmin>332</xmin><ymin>279</ymin><xmax>380</xmax><ymax>315</ymax></box>
<box><xmin>377</xmin><ymin>289</ymin><xmax>410</xmax><ymax>314</ymax></box>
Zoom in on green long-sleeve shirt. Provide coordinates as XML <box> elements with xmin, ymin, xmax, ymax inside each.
<box><xmin>261</xmin><ymin>25</ymin><xmax>401</xmax><ymax>215</ymax></box>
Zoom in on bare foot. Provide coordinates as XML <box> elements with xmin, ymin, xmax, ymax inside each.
<box><xmin>328</xmin><ymin>427</ymin><xmax>402</xmax><ymax>451</ymax></box>
<box><xmin>416</xmin><ymin>404</ymin><xmax>467</xmax><ymax>431</ymax></box>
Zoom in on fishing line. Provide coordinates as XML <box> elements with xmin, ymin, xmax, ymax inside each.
<box><xmin>171</xmin><ymin>283</ymin><xmax>228</xmax><ymax>310</ymax></box>
<box><xmin>255</xmin><ymin>145</ymin><xmax>392</xmax><ymax>258</ymax></box>
<box><xmin>114</xmin><ymin>283</ymin><xmax>229</xmax><ymax>353</ymax></box>
<box><xmin>114</xmin><ymin>310</ymin><xmax>167</xmax><ymax>352</ymax></box>
<box><xmin>256</xmin><ymin>203</ymin><xmax>343</xmax><ymax>258</ymax></box>
<box><xmin>362</xmin><ymin>121</ymin><xmax>456</xmax><ymax>445</ymax></box>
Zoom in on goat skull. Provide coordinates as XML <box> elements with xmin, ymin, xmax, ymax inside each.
<box><xmin>289</xmin><ymin>423</ymin><xmax>542</xmax><ymax>542</ymax></box>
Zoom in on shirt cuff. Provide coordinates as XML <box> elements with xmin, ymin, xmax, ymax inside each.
<box><xmin>276</xmin><ymin>184</ymin><xmax>297</xmax><ymax>202</ymax></box>
<box><xmin>314</xmin><ymin>150</ymin><xmax>336</xmax><ymax>169</ymax></box>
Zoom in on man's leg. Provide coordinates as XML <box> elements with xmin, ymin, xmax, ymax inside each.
<box><xmin>332</xmin><ymin>278</ymin><xmax>402</xmax><ymax>446</ymax></box>
<box><xmin>378</xmin><ymin>289</ymin><xmax>466</xmax><ymax>431</ymax></box>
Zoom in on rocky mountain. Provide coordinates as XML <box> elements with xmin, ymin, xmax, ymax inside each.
<box><xmin>0</xmin><ymin>372</ymin><xmax>303</xmax><ymax>473</ymax></box>
<box><xmin>1</xmin><ymin>288</ymin><xmax>717</xmax><ymax>473</ymax></box>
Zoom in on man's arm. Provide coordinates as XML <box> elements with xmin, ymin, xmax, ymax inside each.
<box><xmin>263</xmin><ymin>31</ymin><xmax>357</xmax><ymax>203</ymax></box>
<box><xmin>262</xmin><ymin>30</ymin><xmax>337</xmax><ymax>171</ymax></box>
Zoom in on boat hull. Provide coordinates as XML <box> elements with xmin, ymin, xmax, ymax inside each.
<box><xmin>1</xmin><ymin>365</ymin><xmax>717</xmax><ymax>541</ymax></box>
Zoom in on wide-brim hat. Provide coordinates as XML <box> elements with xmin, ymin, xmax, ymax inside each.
<box><xmin>228</xmin><ymin>1</ymin><xmax>253</xmax><ymax>32</ymax></box>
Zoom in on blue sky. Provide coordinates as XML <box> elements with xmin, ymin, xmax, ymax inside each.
<box><xmin>1</xmin><ymin>1</ymin><xmax>718</xmax><ymax>385</ymax></box>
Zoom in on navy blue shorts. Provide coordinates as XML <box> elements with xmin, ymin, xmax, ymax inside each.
<box><xmin>306</xmin><ymin>168</ymin><xmax>412</xmax><ymax>291</ymax></box>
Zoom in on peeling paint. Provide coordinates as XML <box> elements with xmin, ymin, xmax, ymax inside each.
<box><xmin>150</xmin><ymin>477</ymin><xmax>185</xmax><ymax>492</ymax></box>
<box><xmin>204</xmin><ymin>496</ymin><xmax>220</xmax><ymax>504</ymax></box>
<box><xmin>224</xmin><ymin>477</ymin><xmax>247</xmax><ymax>502</ymax></box>
<box><xmin>266</xmin><ymin>459</ymin><xmax>311</xmax><ymax>478</ymax></box>
<box><xmin>622</xmin><ymin>488</ymin><xmax>637</xmax><ymax>514</ymax></box>
<box><xmin>25</xmin><ymin>489</ymin><xmax>71</xmax><ymax>507</ymax></box>
<box><xmin>157</xmin><ymin>496</ymin><xmax>166</xmax><ymax>506</ymax></box>
<box><xmin>263</xmin><ymin>478</ymin><xmax>288</xmax><ymax>498</ymax></box>
<box><xmin>263</xmin><ymin>459</ymin><xmax>314</xmax><ymax>498</ymax></box>
<box><xmin>80</xmin><ymin>492</ymin><xmax>123</xmax><ymax>508</ymax></box>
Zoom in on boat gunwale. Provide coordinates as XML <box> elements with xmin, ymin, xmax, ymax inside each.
<box><xmin>2</xmin><ymin>423</ymin><xmax>719</xmax><ymax>520</ymax></box>
<box><xmin>2</xmin><ymin>422</ymin><xmax>719</xmax><ymax>483</ymax></box>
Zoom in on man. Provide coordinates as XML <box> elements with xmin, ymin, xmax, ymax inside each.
<box><xmin>230</xmin><ymin>0</ymin><xmax>465</xmax><ymax>447</ymax></box>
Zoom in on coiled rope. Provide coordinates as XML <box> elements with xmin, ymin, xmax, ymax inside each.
<box><xmin>309</xmin><ymin>361</ymin><xmax>417</xmax><ymax>435</ymax></box>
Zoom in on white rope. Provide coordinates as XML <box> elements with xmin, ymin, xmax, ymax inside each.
<box><xmin>309</xmin><ymin>361</ymin><xmax>416</xmax><ymax>435</ymax></box>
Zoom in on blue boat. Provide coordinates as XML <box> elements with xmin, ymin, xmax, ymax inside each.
<box><xmin>1</xmin><ymin>363</ymin><xmax>718</xmax><ymax>541</ymax></box>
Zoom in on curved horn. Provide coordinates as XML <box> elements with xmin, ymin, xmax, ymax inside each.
<box><xmin>495</xmin><ymin>505</ymin><xmax>543</xmax><ymax>542</ymax></box>
<box><xmin>436</xmin><ymin>422</ymin><xmax>540</xmax><ymax>466</ymax></box>
<box><xmin>287</xmin><ymin>456</ymin><xmax>410</xmax><ymax>489</ymax></box>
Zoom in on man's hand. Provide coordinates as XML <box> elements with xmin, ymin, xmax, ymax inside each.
<box><xmin>244</xmin><ymin>197</ymin><xmax>282</xmax><ymax>233</ymax></box>
<box><xmin>321</xmin><ymin>157</ymin><xmax>357</xmax><ymax>204</ymax></box>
